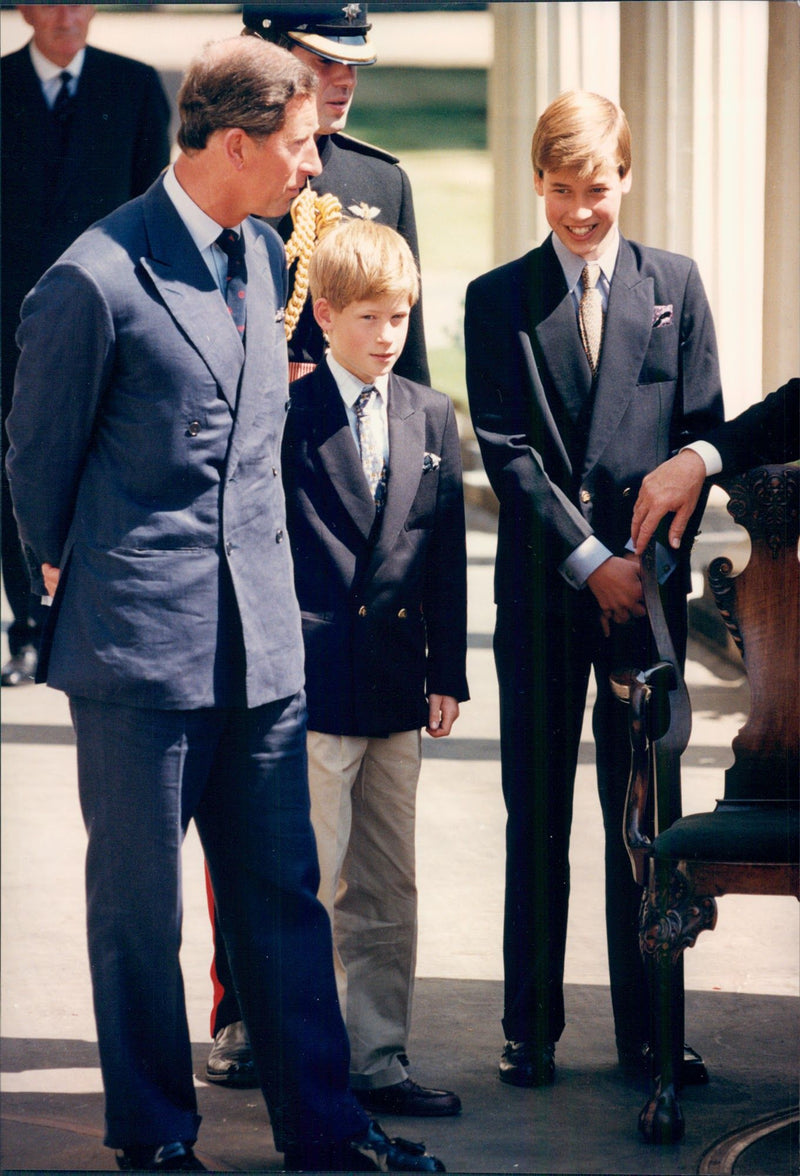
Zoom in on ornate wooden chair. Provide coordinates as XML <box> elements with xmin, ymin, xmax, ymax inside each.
<box><xmin>612</xmin><ymin>463</ymin><xmax>799</xmax><ymax>1144</ymax></box>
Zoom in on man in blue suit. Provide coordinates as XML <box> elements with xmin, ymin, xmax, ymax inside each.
<box><xmin>6</xmin><ymin>34</ymin><xmax>443</xmax><ymax>1176</ymax></box>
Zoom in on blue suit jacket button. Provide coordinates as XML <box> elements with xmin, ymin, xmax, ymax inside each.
<box><xmin>276</xmin><ymin>529</ymin><xmax>284</xmax><ymax>543</ymax></box>
<box><xmin>187</xmin><ymin>420</ymin><xmax>200</xmax><ymax>436</ymax></box>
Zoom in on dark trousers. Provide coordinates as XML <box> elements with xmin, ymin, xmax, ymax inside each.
<box><xmin>70</xmin><ymin>691</ymin><xmax>367</xmax><ymax>1153</ymax></box>
<box><xmin>494</xmin><ymin>581</ymin><xmax>687</xmax><ymax>1050</ymax></box>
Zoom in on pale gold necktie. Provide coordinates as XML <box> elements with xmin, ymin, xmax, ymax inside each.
<box><xmin>579</xmin><ymin>262</ymin><xmax>604</xmax><ymax>375</ymax></box>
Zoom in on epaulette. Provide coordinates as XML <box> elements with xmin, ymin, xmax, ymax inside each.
<box><xmin>329</xmin><ymin>132</ymin><xmax>400</xmax><ymax>166</ymax></box>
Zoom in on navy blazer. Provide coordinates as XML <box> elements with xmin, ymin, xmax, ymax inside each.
<box><xmin>282</xmin><ymin>361</ymin><xmax>468</xmax><ymax>736</ymax></box>
<box><xmin>706</xmin><ymin>378</ymin><xmax>799</xmax><ymax>474</ymax></box>
<box><xmin>465</xmin><ymin>234</ymin><xmax>725</xmax><ymax>612</ymax></box>
<box><xmin>6</xmin><ymin>178</ymin><xmax>304</xmax><ymax>710</ymax></box>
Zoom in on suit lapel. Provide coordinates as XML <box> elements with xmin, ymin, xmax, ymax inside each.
<box><xmin>140</xmin><ymin>181</ymin><xmax>244</xmax><ymax>411</ymax></box>
<box><xmin>583</xmin><ymin>236</ymin><xmax>654</xmax><ymax>473</ymax></box>
<box><xmin>369</xmin><ymin>375</ymin><xmax>425</xmax><ymax>568</ymax></box>
<box><xmin>533</xmin><ymin>241</ymin><xmax>593</xmax><ymax>422</ymax></box>
<box><xmin>225</xmin><ymin>225</ymin><xmax>283</xmax><ymax>480</ymax></box>
<box><xmin>314</xmin><ymin>364</ymin><xmax>378</xmax><ymax>542</ymax></box>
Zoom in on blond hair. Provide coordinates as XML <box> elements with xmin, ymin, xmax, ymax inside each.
<box><xmin>531</xmin><ymin>90</ymin><xmax>632</xmax><ymax>180</ymax></box>
<box><xmin>308</xmin><ymin>219</ymin><xmax>420</xmax><ymax>310</ymax></box>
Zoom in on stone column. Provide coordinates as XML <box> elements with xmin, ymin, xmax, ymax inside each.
<box><xmin>762</xmin><ymin>1</ymin><xmax>800</xmax><ymax>396</ymax></box>
<box><xmin>619</xmin><ymin>1</ymin><xmax>770</xmax><ymax>417</ymax></box>
<box><xmin>489</xmin><ymin>1</ymin><xmax>620</xmax><ymax>265</ymax></box>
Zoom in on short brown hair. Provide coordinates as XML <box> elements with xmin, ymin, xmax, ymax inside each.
<box><xmin>308</xmin><ymin>220</ymin><xmax>420</xmax><ymax>310</ymax></box>
<box><xmin>531</xmin><ymin>90</ymin><xmax>632</xmax><ymax>180</ymax></box>
<box><xmin>177</xmin><ymin>36</ymin><xmax>316</xmax><ymax>152</ymax></box>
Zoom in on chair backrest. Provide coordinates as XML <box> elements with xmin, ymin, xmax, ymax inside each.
<box><xmin>708</xmin><ymin>464</ymin><xmax>799</xmax><ymax>803</ymax></box>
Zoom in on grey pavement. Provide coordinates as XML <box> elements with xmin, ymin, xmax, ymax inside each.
<box><xmin>2</xmin><ymin>498</ymin><xmax>798</xmax><ymax>1174</ymax></box>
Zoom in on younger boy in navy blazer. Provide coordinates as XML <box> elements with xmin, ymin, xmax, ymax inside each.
<box><xmin>213</xmin><ymin>220</ymin><xmax>469</xmax><ymax>1116</ymax></box>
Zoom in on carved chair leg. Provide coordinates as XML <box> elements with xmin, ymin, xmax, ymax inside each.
<box><xmin>639</xmin><ymin>935</ymin><xmax>685</xmax><ymax>1143</ymax></box>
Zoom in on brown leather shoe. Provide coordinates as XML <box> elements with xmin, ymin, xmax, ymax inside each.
<box><xmin>356</xmin><ymin>1078</ymin><xmax>461</xmax><ymax>1117</ymax></box>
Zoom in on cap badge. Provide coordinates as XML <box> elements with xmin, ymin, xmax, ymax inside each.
<box><xmin>348</xmin><ymin>202</ymin><xmax>381</xmax><ymax>221</ymax></box>
<box><xmin>342</xmin><ymin>4</ymin><xmax>362</xmax><ymax>22</ymax></box>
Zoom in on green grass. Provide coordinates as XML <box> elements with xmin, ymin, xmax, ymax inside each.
<box><xmin>344</xmin><ymin>67</ymin><xmax>492</xmax><ymax>409</ymax></box>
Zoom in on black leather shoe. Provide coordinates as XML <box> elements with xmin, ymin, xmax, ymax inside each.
<box><xmin>356</xmin><ymin>1077</ymin><xmax>461</xmax><ymax>1117</ymax></box>
<box><xmin>617</xmin><ymin>1040</ymin><xmax>709</xmax><ymax>1086</ymax></box>
<box><xmin>117</xmin><ymin>1142</ymin><xmax>206</xmax><ymax>1170</ymax></box>
<box><xmin>284</xmin><ymin>1119</ymin><xmax>445</xmax><ymax>1172</ymax></box>
<box><xmin>1</xmin><ymin>645</ymin><xmax>38</xmax><ymax>687</ymax></box>
<box><xmin>498</xmin><ymin>1040</ymin><xmax>555</xmax><ymax>1087</ymax></box>
<box><xmin>204</xmin><ymin>1020</ymin><xmax>258</xmax><ymax>1088</ymax></box>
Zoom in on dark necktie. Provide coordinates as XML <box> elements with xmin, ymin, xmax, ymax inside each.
<box><xmin>354</xmin><ymin>385</ymin><xmax>388</xmax><ymax>510</ymax></box>
<box><xmin>216</xmin><ymin>229</ymin><xmax>247</xmax><ymax>338</ymax></box>
<box><xmin>53</xmin><ymin>70</ymin><xmax>74</xmax><ymax>123</ymax></box>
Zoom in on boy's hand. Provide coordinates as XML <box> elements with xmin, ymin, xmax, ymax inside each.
<box><xmin>426</xmin><ymin>694</ymin><xmax>460</xmax><ymax>738</ymax></box>
<box><xmin>631</xmin><ymin>448</ymin><xmax>707</xmax><ymax>554</ymax></box>
<box><xmin>42</xmin><ymin>562</ymin><xmax>60</xmax><ymax>596</ymax></box>
<box><xmin>586</xmin><ymin>554</ymin><xmax>644</xmax><ymax>637</ymax></box>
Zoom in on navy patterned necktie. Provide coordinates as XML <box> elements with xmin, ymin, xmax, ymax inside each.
<box><xmin>216</xmin><ymin>229</ymin><xmax>247</xmax><ymax>338</ymax></box>
<box><xmin>354</xmin><ymin>385</ymin><xmax>388</xmax><ymax>510</ymax></box>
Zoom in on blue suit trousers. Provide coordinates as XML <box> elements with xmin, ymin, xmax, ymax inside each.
<box><xmin>70</xmin><ymin>691</ymin><xmax>367</xmax><ymax>1153</ymax></box>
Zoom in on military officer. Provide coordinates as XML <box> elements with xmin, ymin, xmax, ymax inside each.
<box><xmin>244</xmin><ymin>2</ymin><xmax>430</xmax><ymax>384</ymax></box>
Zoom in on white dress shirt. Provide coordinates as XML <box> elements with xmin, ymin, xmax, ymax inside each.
<box><xmin>326</xmin><ymin>354</ymin><xmax>390</xmax><ymax>467</ymax></box>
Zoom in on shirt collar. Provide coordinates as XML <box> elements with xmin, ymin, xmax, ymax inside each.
<box><xmin>162</xmin><ymin>164</ymin><xmax>243</xmax><ymax>253</ymax></box>
<box><xmin>29</xmin><ymin>42</ymin><xmax>86</xmax><ymax>84</ymax></box>
<box><xmin>551</xmin><ymin>227</ymin><xmax>620</xmax><ymax>294</ymax></box>
<box><xmin>326</xmin><ymin>353</ymin><xmax>389</xmax><ymax>407</ymax></box>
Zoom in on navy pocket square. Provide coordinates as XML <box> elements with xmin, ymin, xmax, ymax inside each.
<box><xmin>422</xmin><ymin>452</ymin><xmax>441</xmax><ymax>472</ymax></box>
<box><xmin>652</xmin><ymin>304</ymin><xmax>673</xmax><ymax>328</ymax></box>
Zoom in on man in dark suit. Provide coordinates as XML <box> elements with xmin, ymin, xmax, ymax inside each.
<box><xmin>6</xmin><ymin>35</ymin><xmax>443</xmax><ymax>1174</ymax></box>
<box><xmin>465</xmin><ymin>91</ymin><xmax>724</xmax><ymax>1087</ymax></box>
<box><xmin>632</xmin><ymin>377</ymin><xmax>800</xmax><ymax>553</ymax></box>
<box><xmin>1</xmin><ymin>4</ymin><xmax>171</xmax><ymax>686</ymax></box>
<box><xmin>243</xmin><ymin>3</ymin><xmax>429</xmax><ymax>385</ymax></box>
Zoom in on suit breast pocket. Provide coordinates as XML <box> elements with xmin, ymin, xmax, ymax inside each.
<box><xmin>404</xmin><ymin>470</ymin><xmax>439</xmax><ymax>530</ymax></box>
<box><xmin>638</xmin><ymin>325</ymin><xmax>679</xmax><ymax>385</ymax></box>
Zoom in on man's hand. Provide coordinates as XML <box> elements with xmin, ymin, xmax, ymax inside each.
<box><xmin>426</xmin><ymin>694</ymin><xmax>460</xmax><ymax>738</ymax></box>
<box><xmin>42</xmin><ymin>562</ymin><xmax>60</xmax><ymax>597</ymax></box>
<box><xmin>586</xmin><ymin>554</ymin><xmax>645</xmax><ymax>637</ymax></box>
<box><xmin>631</xmin><ymin>449</ymin><xmax>707</xmax><ymax>554</ymax></box>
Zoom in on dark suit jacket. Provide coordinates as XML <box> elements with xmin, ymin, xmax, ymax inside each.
<box><xmin>465</xmin><ymin>234</ymin><xmax>725</xmax><ymax>613</ymax></box>
<box><xmin>6</xmin><ymin>178</ymin><xmax>304</xmax><ymax>710</ymax></box>
<box><xmin>707</xmin><ymin>378</ymin><xmax>799</xmax><ymax>473</ymax></box>
<box><xmin>282</xmin><ymin>360</ymin><xmax>468</xmax><ymax>736</ymax></box>
<box><xmin>271</xmin><ymin>132</ymin><xmax>429</xmax><ymax>384</ymax></box>
<box><xmin>1</xmin><ymin>42</ymin><xmax>170</xmax><ymax>387</ymax></box>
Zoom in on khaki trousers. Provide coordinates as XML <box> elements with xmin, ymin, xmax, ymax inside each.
<box><xmin>307</xmin><ymin>728</ymin><xmax>422</xmax><ymax>1089</ymax></box>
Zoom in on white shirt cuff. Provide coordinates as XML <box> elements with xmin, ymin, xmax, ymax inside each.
<box><xmin>683</xmin><ymin>440</ymin><xmax>722</xmax><ymax>477</ymax></box>
<box><xmin>560</xmin><ymin>536</ymin><xmax>613</xmax><ymax>589</ymax></box>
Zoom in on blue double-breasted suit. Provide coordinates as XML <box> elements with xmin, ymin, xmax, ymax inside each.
<box><xmin>465</xmin><ymin>233</ymin><xmax>724</xmax><ymax>1054</ymax></box>
<box><xmin>6</xmin><ymin>177</ymin><xmax>368</xmax><ymax>1153</ymax></box>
